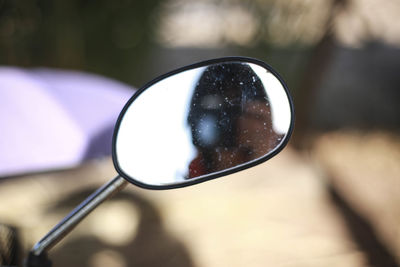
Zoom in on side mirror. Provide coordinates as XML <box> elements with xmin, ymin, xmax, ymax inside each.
<box><xmin>113</xmin><ymin>57</ymin><xmax>294</xmax><ymax>189</ymax></box>
<box><xmin>28</xmin><ymin>57</ymin><xmax>295</xmax><ymax>263</ymax></box>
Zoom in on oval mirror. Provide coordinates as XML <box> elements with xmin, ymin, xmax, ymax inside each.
<box><xmin>113</xmin><ymin>57</ymin><xmax>294</xmax><ymax>189</ymax></box>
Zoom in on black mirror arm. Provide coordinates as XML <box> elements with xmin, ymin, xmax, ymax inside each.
<box><xmin>25</xmin><ymin>175</ymin><xmax>128</xmax><ymax>267</ymax></box>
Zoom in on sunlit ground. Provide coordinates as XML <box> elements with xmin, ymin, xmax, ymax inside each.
<box><xmin>0</xmin><ymin>130</ymin><xmax>399</xmax><ymax>267</ymax></box>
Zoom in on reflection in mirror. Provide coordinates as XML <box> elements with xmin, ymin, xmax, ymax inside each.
<box><xmin>115</xmin><ymin>61</ymin><xmax>292</xmax><ymax>187</ymax></box>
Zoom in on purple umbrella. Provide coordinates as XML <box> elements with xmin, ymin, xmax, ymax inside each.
<box><xmin>0</xmin><ymin>67</ymin><xmax>134</xmax><ymax>177</ymax></box>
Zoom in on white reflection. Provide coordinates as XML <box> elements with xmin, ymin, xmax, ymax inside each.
<box><xmin>116</xmin><ymin>68</ymin><xmax>205</xmax><ymax>184</ymax></box>
<box><xmin>250</xmin><ymin>63</ymin><xmax>291</xmax><ymax>135</ymax></box>
<box><xmin>197</xmin><ymin>114</ymin><xmax>219</xmax><ymax>146</ymax></box>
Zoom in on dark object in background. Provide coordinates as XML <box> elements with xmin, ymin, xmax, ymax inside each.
<box><xmin>0</xmin><ymin>223</ymin><xmax>21</xmax><ymax>266</ymax></box>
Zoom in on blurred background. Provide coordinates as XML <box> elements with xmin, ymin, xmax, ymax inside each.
<box><xmin>0</xmin><ymin>0</ymin><xmax>399</xmax><ymax>266</ymax></box>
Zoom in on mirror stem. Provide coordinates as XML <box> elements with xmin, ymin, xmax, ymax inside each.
<box><xmin>30</xmin><ymin>175</ymin><xmax>128</xmax><ymax>256</ymax></box>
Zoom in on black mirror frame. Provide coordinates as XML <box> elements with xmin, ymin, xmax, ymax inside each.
<box><xmin>112</xmin><ymin>56</ymin><xmax>295</xmax><ymax>190</ymax></box>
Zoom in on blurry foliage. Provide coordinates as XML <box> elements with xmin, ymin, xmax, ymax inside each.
<box><xmin>0</xmin><ymin>0</ymin><xmax>162</xmax><ymax>85</ymax></box>
<box><xmin>0</xmin><ymin>0</ymin><xmax>319</xmax><ymax>87</ymax></box>
<box><xmin>1</xmin><ymin>0</ymin><xmax>398</xmax><ymax>132</ymax></box>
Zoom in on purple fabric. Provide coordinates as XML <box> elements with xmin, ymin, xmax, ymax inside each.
<box><xmin>0</xmin><ymin>67</ymin><xmax>134</xmax><ymax>177</ymax></box>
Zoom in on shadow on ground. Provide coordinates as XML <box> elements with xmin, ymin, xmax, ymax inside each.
<box><xmin>329</xmin><ymin>183</ymin><xmax>399</xmax><ymax>267</ymax></box>
<box><xmin>48</xmin><ymin>189</ymin><xmax>196</xmax><ymax>267</ymax></box>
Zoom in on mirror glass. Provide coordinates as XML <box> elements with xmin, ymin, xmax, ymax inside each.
<box><xmin>114</xmin><ymin>60</ymin><xmax>293</xmax><ymax>188</ymax></box>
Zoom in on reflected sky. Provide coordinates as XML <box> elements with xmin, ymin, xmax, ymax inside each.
<box><xmin>116</xmin><ymin>62</ymin><xmax>291</xmax><ymax>186</ymax></box>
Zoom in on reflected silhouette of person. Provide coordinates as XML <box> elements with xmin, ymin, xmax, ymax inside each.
<box><xmin>187</xmin><ymin>63</ymin><xmax>282</xmax><ymax>178</ymax></box>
